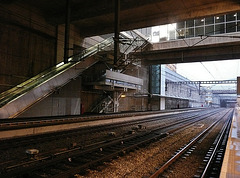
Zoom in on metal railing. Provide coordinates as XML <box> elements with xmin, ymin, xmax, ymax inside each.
<box><xmin>0</xmin><ymin>37</ymin><xmax>114</xmax><ymax>108</ymax></box>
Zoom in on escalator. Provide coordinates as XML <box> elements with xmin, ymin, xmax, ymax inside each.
<box><xmin>0</xmin><ymin>37</ymin><xmax>114</xmax><ymax>118</ymax></box>
<box><xmin>0</xmin><ymin>30</ymin><xmax>151</xmax><ymax>118</ymax></box>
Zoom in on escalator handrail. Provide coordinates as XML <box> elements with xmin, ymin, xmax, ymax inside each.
<box><xmin>0</xmin><ymin>37</ymin><xmax>114</xmax><ymax>108</ymax></box>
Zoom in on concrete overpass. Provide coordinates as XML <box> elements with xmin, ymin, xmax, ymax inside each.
<box><xmin>212</xmin><ymin>90</ymin><xmax>237</xmax><ymax>94</ymax></box>
<box><xmin>134</xmin><ymin>33</ymin><xmax>240</xmax><ymax>65</ymax></box>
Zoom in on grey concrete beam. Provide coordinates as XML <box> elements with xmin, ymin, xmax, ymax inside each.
<box><xmin>2</xmin><ymin>0</ymin><xmax>240</xmax><ymax>37</ymax></box>
<box><xmin>76</xmin><ymin>0</ymin><xmax>240</xmax><ymax>36</ymax></box>
<box><xmin>136</xmin><ymin>41</ymin><xmax>240</xmax><ymax>64</ymax></box>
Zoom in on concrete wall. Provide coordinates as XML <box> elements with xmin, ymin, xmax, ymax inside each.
<box><xmin>0</xmin><ymin>2</ymin><xmax>103</xmax><ymax>93</ymax></box>
<box><xmin>18</xmin><ymin>77</ymin><xmax>82</xmax><ymax>118</ymax></box>
<box><xmin>165</xmin><ymin>98</ymin><xmax>189</xmax><ymax>109</ymax></box>
<box><xmin>0</xmin><ymin>2</ymin><xmax>56</xmax><ymax>93</ymax></box>
<box><xmin>118</xmin><ymin>95</ymin><xmax>148</xmax><ymax>112</ymax></box>
<box><xmin>120</xmin><ymin>64</ymin><xmax>149</xmax><ymax>112</ymax></box>
<box><xmin>149</xmin><ymin>97</ymin><xmax>160</xmax><ymax>111</ymax></box>
<box><xmin>0</xmin><ymin>2</ymin><xmax>108</xmax><ymax>117</ymax></box>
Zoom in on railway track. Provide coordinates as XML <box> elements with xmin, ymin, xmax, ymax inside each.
<box><xmin>0</xmin><ymin>108</ymin><xmax>228</xmax><ymax>177</ymax></box>
<box><xmin>149</xmin><ymin>108</ymin><xmax>233</xmax><ymax>178</ymax></box>
<box><xmin>0</xmin><ymin>108</ymin><xmax>201</xmax><ymax>131</ymax></box>
<box><xmin>0</xmin><ymin>109</ymin><xmax>208</xmax><ymax>150</ymax></box>
<box><xmin>196</xmin><ymin>109</ymin><xmax>232</xmax><ymax>177</ymax></box>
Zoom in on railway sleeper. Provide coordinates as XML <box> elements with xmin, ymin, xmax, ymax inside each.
<box><xmin>2</xmin><ymin>110</ymin><xmax>225</xmax><ymax>177</ymax></box>
<box><xmin>196</xmin><ymin>115</ymin><xmax>232</xmax><ymax>177</ymax></box>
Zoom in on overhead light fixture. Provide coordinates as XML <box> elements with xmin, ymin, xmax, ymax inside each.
<box><xmin>56</xmin><ymin>62</ymin><xmax>64</xmax><ymax>67</ymax></box>
<box><xmin>120</xmin><ymin>94</ymin><xmax>126</xmax><ymax>98</ymax></box>
<box><xmin>216</xmin><ymin>16</ymin><xmax>220</xmax><ymax>20</ymax></box>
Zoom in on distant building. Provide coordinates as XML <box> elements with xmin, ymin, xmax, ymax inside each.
<box><xmin>150</xmin><ymin>12</ymin><xmax>240</xmax><ymax>43</ymax></box>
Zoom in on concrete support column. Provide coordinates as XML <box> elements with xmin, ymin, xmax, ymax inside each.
<box><xmin>160</xmin><ymin>65</ymin><xmax>166</xmax><ymax>110</ymax></box>
<box><xmin>113</xmin><ymin>91</ymin><xmax>119</xmax><ymax>112</ymax></box>
<box><xmin>159</xmin><ymin>65</ymin><xmax>161</xmax><ymax>110</ymax></box>
<box><xmin>114</xmin><ymin>0</ymin><xmax>120</xmax><ymax>69</ymax></box>
<box><xmin>148</xmin><ymin>65</ymin><xmax>152</xmax><ymax>110</ymax></box>
<box><xmin>237</xmin><ymin>77</ymin><xmax>240</xmax><ymax>95</ymax></box>
<box><xmin>160</xmin><ymin>97</ymin><xmax>165</xmax><ymax>110</ymax></box>
<box><xmin>64</xmin><ymin>0</ymin><xmax>71</xmax><ymax>64</ymax></box>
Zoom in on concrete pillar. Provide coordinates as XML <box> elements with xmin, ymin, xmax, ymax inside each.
<box><xmin>237</xmin><ymin>77</ymin><xmax>240</xmax><ymax>95</ymax></box>
<box><xmin>113</xmin><ymin>91</ymin><xmax>119</xmax><ymax>112</ymax></box>
<box><xmin>114</xmin><ymin>0</ymin><xmax>120</xmax><ymax>69</ymax></box>
<box><xmin>160</xmin><ymin>65</ymin><xmax>166</xmax><ymax>110</ymax></box>
<box><xmin>64</xmin><ymin>0</ymin><xmax>71</xmax><ymax>63</ymax></box>
<box><xmin>160</xmin><ymin>97</ymin><xmax>165</xmax><ymax>110</ymax></box>
<box><xmin>148</xmin><ymin>65</ymin><xmax>152</xmax><ymax>110</ymax></box>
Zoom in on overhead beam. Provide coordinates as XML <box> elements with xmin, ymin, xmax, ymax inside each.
<box><xmin>212</xmin><ymin>90</ymin><xmax>236</xmax><ymax>94</ymax></box>
<box><xmin>166</xmin><ymin>80</ymin><xmax>237</xmax><ymax>84</ymax></box>
<box><xmin>2</xmin><ymin>0</ymin><xmax>240</xmax><ymax>38</ymax></box>
<box><xmin>47</xmin><ymin>0</ymin><xmax>164</xmax><ymax>24</ymax></box>
<box><xmin>75</xmin><ymin>0</ymin><xmax>240</xmax><ymax>36</ymax></box>
<box><xmin>121</xmin><ymin>0</ymin><xmax>240</xmax><ymax>29</ymax></box>
<box><xmin>135</xmin><ymin>42</ymin><xmax>240</xmax><ymax>65</ymax></box>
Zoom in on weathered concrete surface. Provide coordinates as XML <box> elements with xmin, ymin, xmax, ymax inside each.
<box><xmin>135</xmin><ymin>33</ymin><xmax>240</xmax><ymax>64</ymax></box>
<box><xmin>1</xmin><ymin>0</ymin><xmax>240</xmax><ymax>36</ymax></box>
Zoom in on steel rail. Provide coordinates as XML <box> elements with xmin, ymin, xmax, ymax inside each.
<box><xmin>0</xmin><ymin>108</ymin><xmax>204</xmax><ymax>130</ymax></box>
<box><xmin>1</xmin><ymin>110</ymin><xmax>206</xmax><ymax>170</ymax></box>
<box><xmin>149</xmin><ymin>109</ymin><xmax>232</xmax><ymax>178</ymax></box>
<box><xmin>0</xmin><ymin>109</ymin><xmax>203</xmax><ymax>150</ymax></box>
<box><xmin>200</xmin><ymin>112</ymin><xmax>233</xmax><ymax>178</ymax></box>
<box><xmin>0</xmin><ymin>109</ymin><xmax>221</xmax><ymax>177</ymax></box>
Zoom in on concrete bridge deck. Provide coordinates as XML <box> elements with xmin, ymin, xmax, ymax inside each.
<box><xmin>135</xmin><ymin>32</ymin><xmax>240</xmax><ymax>65</ymax></box>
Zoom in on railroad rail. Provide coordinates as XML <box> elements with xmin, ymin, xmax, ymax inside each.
<box><xmin>0</xmin><ymin>108</ymin><xmax>225</xmax><ymax>177</ymax></box>
<box><xmin>0</xmin><ymin>109</ymin><xmax>203</xmax><ymax>150</ymax></box>
<box><xmin>0</xmin><ymin>108</ymin><xmax>202</xmax><ymax>130</ymax></box>
<box><xmin>0</xmin><ymin>108</ymin><xmax>204</xmax><ymax>140</ymax></box>
<box><xmin>149</xmin><ymin>109</ymin><xmax>233</xmax><ymax>178</ymax></box>
<box><xmin>197</xmin><ymin>110</ymin><xmax>233</xmax><ymax>177</ymax></box>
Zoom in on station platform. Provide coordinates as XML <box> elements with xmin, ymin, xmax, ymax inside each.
<box><xmin>220</xmin><ymin>106</ymin><xmax>240</xmax><ymax>177</ymax></box>
<box><xmin>0</xmin><ymin>109</ymin><xmax>195</xmax><ymax>140</ymax></box>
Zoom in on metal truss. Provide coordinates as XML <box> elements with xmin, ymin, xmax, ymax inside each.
<box><xmin>166</xmin><ymin>80</ymin><xmax>237</xmax><ymax>85</ymax></box>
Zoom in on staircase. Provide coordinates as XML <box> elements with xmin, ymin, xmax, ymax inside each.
<box><xmin>116</xmin><ymin>30</ymin><xmax>151</xmax><ymax>73</ymax></box>
<box><xmin>0</xmin><ymin>37</ymin><xmax>114</xmax><ymax>118</ymax></box>
<box><xmin>89</xmin><ymin>30</ymin><xmax>151</xmax><ymax>113</ymax></box>
<box><xmin>90</xmin><ymin>94</ymin><xmax>113</xmax><ymax>113</ymax></box>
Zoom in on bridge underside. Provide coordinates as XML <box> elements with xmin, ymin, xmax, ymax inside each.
<box><xmin>2</xmin><ymin>0</ymin><xmax>240</xmax><ymax>37</ymax></box>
